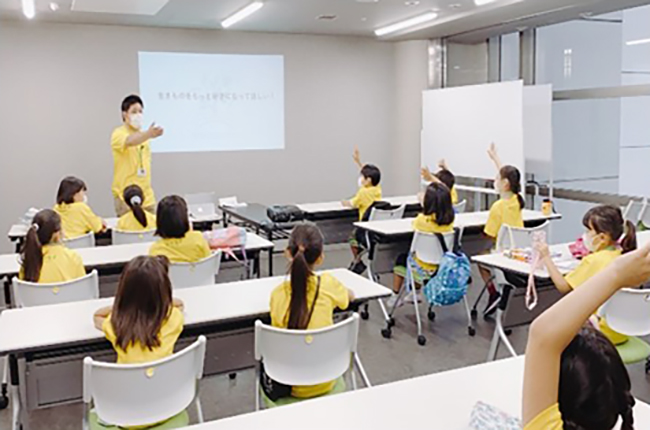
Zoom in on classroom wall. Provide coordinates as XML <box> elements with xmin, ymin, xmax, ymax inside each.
<box><xmin>0</xmin><ymin>21</ymin><xmax>426</xmax><ymax>253</ymax></box>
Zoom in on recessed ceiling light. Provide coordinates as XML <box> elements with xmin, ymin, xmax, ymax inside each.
<box><xmin>627</xmin><ymin>38</ymin><xmax>650</xmax><ymax>46</ymax></box>
<box><xmin>22</xmin><ymin>0</ymin><xmax>35</xmax><ymax>19</ymax></box>
<box><xmin>375</xmin><ymin>11</ymin><xmax>438</xmax><ymax>37</ymax></box>
<box><xmin>361</xmin><ymin>17</ymin><xmax>368</xmax><ymax>21</ymax></box>
<box><xmin>221</xmin><ymin>1</ymin><xmax>264</xmax><ymax>29</ymax></box>
<box><xmin>49</xmin><ymin>2</ymin><xmax>59</xmax><ymax>11</ymax></box>
<box><xmin>474</xmin><ymin>0</ymin><xmax>497</xmax><ymax>5</ymax></box>
<box><xmin>356</xmin><ymin>0</ymin><xmax>379</xmax><ymax>3</ymax></box>
<box><xmin>405</xmin><ymin>1</ymin><xmax>420</xmax><ymax>6</ymax></box>
<box><xmin>449</xmin><ymin>3</ymin><xmax>462</xmax><ymax>9</ymax></box>
<box><xmin>316</xmin><ymin>14</ymin><xmax>338</xmax><ymax>21</ymax></box>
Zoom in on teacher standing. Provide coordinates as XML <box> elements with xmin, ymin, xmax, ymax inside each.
<box><xmin>111</xmin><ymin>94</ymin><xmax>163</xmax><ymax>216</ymax></box>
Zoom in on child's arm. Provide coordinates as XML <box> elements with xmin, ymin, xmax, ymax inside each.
<box><xmin>535</xmin><ymin>242</ymin><xmax>572</xmax><ymax>294</ymax></box>
<box><xmin>438</xmin><ymin>159</ymin><xmax>449</xmax><ymax>171</ymax></box>
<box><xmin>93</xmin><ymin>306</ymin><xmax>112</xmax><ymax>331</ymax></box>
<box><xmin>352</xmin><ymin>147</ymin><xmax>363</xmax><ymax>170</ymax></box>
<box><xmin>523</xmin><ymin>243</ymin><xmax>650</xmax><ymax>425</ymax></box>
<box><xmin>421</xmin><ymin>167</ymin><xmax>441</xmax><ymax>184</ymax></box>
<box><xmin>341</xmin><ymin>200</ymin><xmax>353</xmax><ymax>208</ymax></box>
<box><xmin>173</xmin><ymin>298</ymin><xmax>185</xmax><ymax>312</ymax></box>
<box><xmin>487</xmin><ymin>143</ymin><xmax>503</xmax><ymax>171</ymax></box>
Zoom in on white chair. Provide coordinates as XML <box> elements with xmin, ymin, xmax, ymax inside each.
<box><xmin>382</xmin><ymin>230</ymin><xmax>472</xmax><ymax>346</ymax></box>
<box><xmin>483</xmin><ymin>222</ymin><xmax>551</xmax><ymax>362</ymax></box>
<box><xmin>12</xmin><ymin>271</ymin><xmax>99</xmax><ymax>308</ymax></box>
<box><xmin>623</xmin><ymin>199</ymin><xmax>644</xmax><ymax>225</ymax></box>
<box><xmin>636</xmin><ymin>199</ymin><xmax>650</xmax><ymax>229</ymax></box>
<box><xmin>82</xmin><ymin>336</ymin><xmax>207</xmax><ymax>430</ymax></box>
<box><xmin>168</xmin><ymin>251</ymin><xmax>222</xmax><ymax>289</ymax></box>
<box><xmin>454</xmin><ymin>199</ymin><xmax>468</xmax><ymax>214</ymax></box>
<box><xmin>254</xmin><ymin>314</ymin><xmax>370</xmax><ymax>410</ymax></box>
<box><xmin>111</xmin><ymin>229</ymin><xmax>156</xmax><ymax>245</ymax></box>
<box><xmin>184</xmin><ymin>192</ymin><xmax>218</xmax><ymax>220</ymax></box>
<box><xmin>63</xmin><ymin>232</ymin><xmax>96</xmax><ymax>249</ymax></box>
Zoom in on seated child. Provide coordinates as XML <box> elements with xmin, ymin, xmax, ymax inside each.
<box><xmin>54</xmin><ymin>176</ymin><xmax>106</xmax><ymax>239</ymax></box>
<box><xmin>117</xmin><ymin>184</ymin><xmax>156</xmax><ymax>232</ymax></box>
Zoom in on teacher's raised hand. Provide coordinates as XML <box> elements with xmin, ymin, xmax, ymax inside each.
<box><xmin>147</xmin><ymin>122</ymin><xmax>164</xmax><ymax>139</ymax></box>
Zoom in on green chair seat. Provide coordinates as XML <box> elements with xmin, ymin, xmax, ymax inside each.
<box><xmin>615</xmin><ymin>336</ymin><xmax>650</xmax><ymax>365</ymax></box>
<box><xmin>261</xmin><ymin>377</ymin><xmax>347</xmax><ymax>408</ymax></box>
<box><xmin>88</xmin><ymin>409</ymin><xmax>189</xmax><ymax>430</ymax></box>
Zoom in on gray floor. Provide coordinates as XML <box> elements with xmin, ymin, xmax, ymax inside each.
<box><xmin>2</xmin><ymin>246</ymin><xmax>650</xmax><ymax>429</ymax></box>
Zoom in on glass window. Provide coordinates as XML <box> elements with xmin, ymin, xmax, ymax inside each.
<box><xmin>446</xmin><ymin>42</ymin><xmax>488</xmax><ymax>87</ymax></box>
<box><xmin>500</xmin><ymin>32</ymin><xmax>520</xmax><ymax>82</ymax></box>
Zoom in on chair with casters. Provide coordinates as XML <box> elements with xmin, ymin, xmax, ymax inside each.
<box><xmin>254</xmin><ymin>314</ymin><xmax>371</xmax><ymax>410</ymax></box>
<box><xmin>82</xmin><ymin>336</ymin><xmax>207</xmax><ymax>430</ymax></box>
<box><xmin>63</xmin><ymin>232</ymin><xmax>96</xmax><ymax>249</ymax></box>
<box><xmin>168</xmin><ymin>251</ymin><xmax>222</xmax><ymax>289</ymax></box>
<box><xmin>111</xmin><ymin>229</ymin><xmax>156</xmax><ymax>245</ymax></box>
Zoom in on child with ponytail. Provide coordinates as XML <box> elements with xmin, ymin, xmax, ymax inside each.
<box><xmin>269</xmin><ymin>223</ymin><xmax>354</xmax><ymax>398</ymax></box>
<box><xmin>20</xmin><ymin>209</ymin><xmax>86</xmax><ymax>283</ymax></box>
<box><xmin>117</xmin><ymin>185</ymin><xmax>156</xmax><ymax>232</ymax></box>
<box><xmin>535</xmin><ymin>204</ymin><xmax>637</xmax><ymax>345</ymax></box>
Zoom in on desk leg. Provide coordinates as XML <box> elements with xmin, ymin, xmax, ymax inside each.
<box><xmin>486</xmin><ymin>285</ymin><xmax>517</xmax><ymax>362</ymax></box>
<box><xmin>267</xmin><ymin>232</ymin><xmax>274</xmax><ymax>276</ymax></box>
<box><xmin>4</xmin><ymin>277</ymin><xmax>11</xmax><ymax>308</ymax></box>
<box><xmin>14</xmin><ymin>240</ymin><xmax>22</xmax><ymax>254</ymax></box>
<box><xmin>255</xmin><ymin>253</ymin><xmax>261</xmax><ymax>279</ymax></box>
<box><xmin>9</xmin><ymin>355</ymin><xmax>26</xmax><ymax>430</ymax></box>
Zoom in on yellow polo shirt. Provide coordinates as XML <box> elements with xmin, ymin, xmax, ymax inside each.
<box><xmin>102</xmin><ymin>307</ymin><xmax>184</xmax><ymax>364</ymax></box>
<box><xmin>54</xmin><ymin>202</ymin><xmax>104</xmax><ymax>239</ymax></box>
<box><xmin>524</xmin><ymin>403</ymin><xmax>563</xmax><ymax>430</ymax></box>
<box><xmin>149</xmin><ymin>231</ymin><xmax>211</xmax><ymax>263</ymax></box>
<box><xmin>412</xmin><ymin>214</ymin><xmax>454</xmax><ymax>271</ymax></box>
<box><xmin>566</xmin><ymin>248</ymin><xmax>628</xmax><ymax>344</ymax></box>
<box><xmin>20</xmin><ymin>243</ymin><xmax>86</xmax><ymax>284</ymax></box>
<box><xmin>484</xmin><ymin>194</ymin><xmax>524</xmax><ymax>238</ymax></box>
<box><xmin>350</xmin><ymin>185</ymin><xmax>382</xmax><ymax>221</ymax></box>
<box><xmin>111</xmin><ymin>125</ymin><xmax>155</xmax><ymax>207</ymax></box>
<box><xmin>117</xmin><ymin>211</ymin><xmax>157</xmax><ymax>232</ymax></box>
<box><xmin>270</xmin><ymin>273</ymin><xmax>350</xmax><ymax>398</ymax></box>
<box><xmin>450</xmin><ymin>186</ymin><xmax>459</xmax><ymax>205</ymax></box>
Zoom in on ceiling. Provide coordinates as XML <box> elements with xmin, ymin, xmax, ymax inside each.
<box><xmin>1</xmin><ymin>0</ymin><xmax>650</xmax><ymax>41</ymax></box>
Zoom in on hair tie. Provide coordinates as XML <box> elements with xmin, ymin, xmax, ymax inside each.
<box><xmin>298</xmin><ymin>245</ymin><xmax>306</xmax><ymax>252</ymax></box>
<box><xmin>32</xmin><ymin>223</ymin><xmax>39</xmax><ymax>232</ymax></box>
<box><xmin>130</xmin><ymin>195</ymin><xmax>142</xmax><ymax>206</ymax></box>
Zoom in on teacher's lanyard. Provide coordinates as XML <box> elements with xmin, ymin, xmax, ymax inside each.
<box><xmin>138</xmin><ymin>145</ymin><xmax>144</xmax><ymax>170</ymax></box>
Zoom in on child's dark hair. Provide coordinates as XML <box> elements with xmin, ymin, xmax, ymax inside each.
<box><xmin>20</xmin><ymin>209</ymin><xmax>62</xmax><ymax>282</ymax></box>
<box><xmin>361</xmin><ymin>164</ymin><xmax>381</xmax><ymax>187</ymax></box>
<box><xmin>423</xmin><ymin>183</ymin><xmax>455</xmax><ymax>226</ymax></box>
<box><xmin>121</xmin><ymin>94</ymin><xmax>143</xmax><ymax>113</ymax></box>
<box><xmin>57</xmin><ymin>176</ymin><xmax>87</xmax><ymax>205</ymax></box>
<box><xmin>499</xmin><ymin>166</ymin><xmax>524</xmax><ymax>210</ymax></box>
<box><xmin>559</xmin><ymin>326</ymin><xmax>635</xmax><ymax>430</ymax></box>
<box><xmin>583</xmin><ymin>205</ymin><xmax>637</xmax><ymax>254</ymax></box>
<box><xmin>156</xmin><ymin>195</ymin><xmax>190</xmax><ymax>239</ymax></box>
<box><xmin>285</xmin><ymin>224</ymin><xmax>324</xmax><ymax>330</ymax></box>
<box><xmin>123</xmin><ymin>185</ymin><xmax>148</xmax><ymax>228</ymax></box>
<box><xmin>435</xmin><ymin>169</ymin><xmax>455</xmax><ymax>191</ymax></box>
<box><xmin>111</xmin><ymin>255</ymin><xmax>173</xmax><ymax>351</ymax></box>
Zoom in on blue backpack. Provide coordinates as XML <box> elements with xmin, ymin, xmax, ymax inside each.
<box><xmin>422</xmin><ymin>230</ymin><xmax>471</xmax><ymax>307</ymax></box>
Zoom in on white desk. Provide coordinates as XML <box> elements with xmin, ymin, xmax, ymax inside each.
<box><xmin>186</xmin><ymin>356</ymin><xmax>650</xmax><ymax>430</ymax></box>
<box><xmin>354</xmin><ymin>210</ymin><xmax>561</xmax><ymax>237</ymax></box>
<box><xmin>297</xmin><ymin>195</ymin><xmax>420</xmax><ymax>215</ymax></box>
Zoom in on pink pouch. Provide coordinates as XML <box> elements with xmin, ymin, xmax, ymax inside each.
<box><xmin>569</xmin><ymin>237</ymin><xmax>590</xmax><ymax>259</ymax></box>
<box><xmin>203</xmin><ymin>227</ymin><xmax>248</xmax><ymax>261</ymax></box>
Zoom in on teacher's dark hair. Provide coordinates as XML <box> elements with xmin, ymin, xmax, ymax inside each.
<box><xmin>121</xmin><ymin>95</ymin><xmax>143</xmax><ymax>113</ymax></box>
<box><xmin>156</xmin><ymin>195</ymin><xmax>190</xmax><ymax>239</ymax></box>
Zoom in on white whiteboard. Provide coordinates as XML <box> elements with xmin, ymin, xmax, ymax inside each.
<box><xmin>421</xmin><ymin>81</ymin><xmax>525</xmax><ymax>181</ymax></box>
<box><xmin>523</xmin><ymin>85</ymin><xmax>553</xmax><ymax>178</ymax></box>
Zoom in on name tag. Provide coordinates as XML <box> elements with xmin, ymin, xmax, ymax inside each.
<box><xmin>137</xmin><ymin>168</ymin><xmax>147</xmax><ymax>177</ymax></box>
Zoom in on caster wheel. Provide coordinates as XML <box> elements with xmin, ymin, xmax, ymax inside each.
<box><xmin>468</xmin><ymin>327</ymin><xmax>476</xmax><ymax>337</ymax></box>
<box><xmin>505</xmin><ymin>329</ymin><xmax>513</xmax><ymax>336</ymax></box>
<box><xmin>229</xmin><ymin>373</ymin><xmax>237</xmax><ymax>380</ymax></box>
<box><xmin>427</xmin><ymin>310</ymin><xmax>436</xmax><ymax>321</ymax></box>
<box><xmin>417</xmin><ymin>335</ymin><xmax>427</xmax><ymax>346</ymax></box>
<box><xmin>388</xmin><ymin>317</ymin><xmax>395</xmax><ymax>328</ymax></box>
<box><xmin>360</xmin><ymin>310</ymin><xmax>369</xmax><ymax>320</ymax></box>
<box><xmin>0</xmin><ymin>395</ymin><xmax>8</xmax><ymax>410</ymax></box>
<box><xmin>470</xmin><ymin>309</ymin><xmax>478</xmax><ymax>320</ymax></box>
<box><xmin>381</xmin><ymin>328</ymin><xmax>392</xmax><ymax>339</ymax></box>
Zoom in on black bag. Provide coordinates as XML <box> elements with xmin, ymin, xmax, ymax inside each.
<box><xmin>267</xmin><ymin>205</ymin><xmax>305</xmax><ymax>223</ymax></box>
<box><xmin>260</xmin><ymin>277</ymin><xmax>321</xmax><ymax>401</ymax></box>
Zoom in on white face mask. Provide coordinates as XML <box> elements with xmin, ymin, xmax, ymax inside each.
<box><xmin>129</xmin><ymin>113</ymin><xmax>143</xmax><ymax>130</ymax></box>
<box><xmin>358</xmin><ymin>176</ymin><xmax>366</xmax><ymax>188</ymax></box>
<box><xmin>582</xmin><ymin>232</ymin><xmax>596</xmax><ymax>252</ymax></box>
<box><xmin>82</xmin><ymin>195</ymin><xmax>88</xmax><ymax>204</ymax></box>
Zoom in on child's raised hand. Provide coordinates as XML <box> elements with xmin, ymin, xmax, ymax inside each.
<box><xmin>487</xmin><ymin>143</ymin><xmax>498</xmax><ymax>161</ymax></box>
<box><xmin>610</xmin><ymin>242</ymin><xmax>650</xmax><ymax>288</ymax></box>
<box><xmin>352</xmin><ymin>147</ymin><xmax>361</xmax><ymax>167</ymax></box>
<box><xmin>421</xmin><ymin>166</ymin><xmax>435</xmax><ymax>183</ymax></box>
<box><xmin>438</xmin><ymin>159</ymin><xmax>448</xmax><ymax>170</ymax></box>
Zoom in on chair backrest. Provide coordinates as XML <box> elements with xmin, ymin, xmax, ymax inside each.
<box><xmin>185</xmin><ymin>192</ymin><xmax>218</xmax><ymax>218</ymax></box>
<box><xmin>254</xmin><ymin>314</ymin><xmax>360</xmax><ymax>386</ymax></box>
<box><xmin>623</xmin><ymin>199</ymin><xmax>644</xmax><ymax>225</ymax></box>
<box><xmin>12</xmin><ymin>270</ymin><xmax>99</xmax><ymax>308</ymax></box>
<box><xmin>601</xmin><ymin>288</ymin><xmax>650</xmax><ymax>336</ymax></box>
<box><xmin>369</xmin><ymin>205</ymin><xmax>405</xmax><ymax>222</ymax></box>
<box><xmin>454</xmin><ymin>200</ymin><xmax>468</xmax><ymax>214</ymax></box>
<box><xmin>63</xmin><ymin>232</ymin><xmax>96</xmax><ymax>249</ymax></box>
<box><xmin>111</xmin><ymin>229</ymin><xmax>156</xmax><ymax>245</ymax></box>
<box><xmin>409</xmin><ymin>231</ymin><xmax>455</xmax><ymax>266</ymax></box>
<box><xmin>636</xmin><ymin>199</ymin><xmax>650</xmax><ymax>228</ymax></box>
<box><xmin>83</xmin><ymin>336</ymin><xmax>207</xmax><ymax>428</ymax></box>
<box><xmin>168</xmin><ymin>251</ymin><xmax>222</xmax><ymax>289</ymax></box>
<box><xmin>495</xmin><ymin>221</ymin><xmax>550</xmax><ymax>252</ymax></box>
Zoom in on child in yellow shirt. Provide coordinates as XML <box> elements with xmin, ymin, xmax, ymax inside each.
<box><xmin>343</xmin><ymin>148</ymin><xmax>382</xmax><ymax>273</ymax></box>
<box><xmin>20</xmin><ymin>209</ymin><xmax>86</xmax><ymax>283</ymax></box>
<box><xmin>93</xmin><ymin>255</ymin><xmax>184</xmax><ymax>364</ymax></box>
<box><xmin>117</xmin><ymin>184</ymin><xmax>156</xmax><ymax>232</ymax></box>
<box><xmin>149</xmin><ymin>195</ymin><xmax>211</xmax><ymax>263</ymax></box>
<box><xmin>421</xmin><ymin>159</ymin><xmax>459</xmax><ymax>205</ymax></box>
<box><xmin>536</xmin><ymin>205</ymin><xmax>637</xmax><ymax>345</ymax></box>
<box><xmin>480</xmin><ymin>144</ymin><xmax>525</xmax><ymax>316</ymax></box>
<box><xmin>53</xmin><ymin>176</ymin><xmax>106</xmax><ymax>239</ymax></box>
<box><xmin>523</xmin><ymin>245</ymin><xmax>647</xmax><ymax>430</ymax></box>
<box><xmin>389</xmin><ymin>182</ymin><xmax>454</xmax><ymax>308</ymax></box>
<box><xmin>269</xmin><ymin>224</ymin><xmax>354</xmax><ymax>399</ymax></box>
